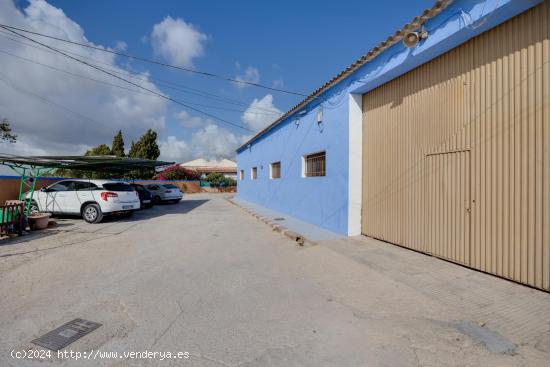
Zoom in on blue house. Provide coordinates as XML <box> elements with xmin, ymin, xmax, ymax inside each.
<box><xmin>237</xmin><ymin>0</ymin><xmax>549</xmax><ymax>291</ymax></box>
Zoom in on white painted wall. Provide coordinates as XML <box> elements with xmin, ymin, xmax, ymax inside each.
<box><xmin>348</xmin><ymin>94</ymin><xmax>362</xmax><ymax>235</ymax></box>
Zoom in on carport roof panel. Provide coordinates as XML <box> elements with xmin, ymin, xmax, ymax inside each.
<box><xmin>0</xmin><ymin>154</ymin><xmax>174</xmax><ymax>172</ymax></box>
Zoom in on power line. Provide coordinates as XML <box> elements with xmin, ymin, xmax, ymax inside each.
<box><xmin>0</xmin><ymin>48</ymin><xmax>150</xmax><ymax>95</ymax></box>
<box><xmin>0</xmin><ymin>73</ymin><xmax>111</xmax><ymax>129</ymax></box>
<box><xmin>0</xmin><ymin>30</ymin><xmax>284</xmax><ymax>115</ymax></box>
<box><xmin>0</xmin><ymin>26</ymin><xmax>254</xmax><ymax>133</ymax></box>
<box><xmin>0</xmin><ymin>23</ymin><xmax>311</xmax><ymax>98</ymax></box>
<box><xmin>0</xmin><ymin>48</ymin><xmax>282</xmax><ymax>117</ymax></box>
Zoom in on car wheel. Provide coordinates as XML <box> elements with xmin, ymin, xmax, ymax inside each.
<box><xmin>153</xmin><ymin>196</ymin><xmax>161</xmax><ymax>204</ymax></box>
<box><xmin>82</xmin><ymin>203</ymin><xmax>103</xmax><ymax>223</ymax></box>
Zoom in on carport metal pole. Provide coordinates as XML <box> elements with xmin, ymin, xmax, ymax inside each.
<box><xmin>3</xmin><ymin>163</ymin><xmax>53</xmax><ymax>215</ymax></box>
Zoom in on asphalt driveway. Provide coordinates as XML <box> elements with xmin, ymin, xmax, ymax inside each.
<box><xmin>0</xmin><ymin>193</ymin><xmax>549</xmax><ymax>366</ymax></box>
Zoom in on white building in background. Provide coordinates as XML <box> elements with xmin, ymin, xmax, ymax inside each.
<box><xmin>180</xmin><ymin>158</ymin><xmax>237</xmax><ymax>179</ymax></box>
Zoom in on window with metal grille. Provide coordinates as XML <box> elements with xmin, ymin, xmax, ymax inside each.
<box><xmin>240</xmin><ymin>170</ymin><xmax>244</xmax><ymax>180</ymax></box>
<box><xmin>251</xmin><ymin>167</ymin><xmax>257</xmax><ymax>180</ymax></box>
<box><xmin>270</xmin><ymin>162</ymin><xmax>281</xmax><ymax>179</ymax></box>
<box><xmin>303</xmin><ymin>152</ymin><xmax>326</xmax><ymax>177</ymax></box>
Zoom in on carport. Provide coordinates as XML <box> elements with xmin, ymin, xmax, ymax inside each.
<box><xmin>0</xmin><ymin>154</ymin><xmax>173</xmax><ymax>216</ymax></box>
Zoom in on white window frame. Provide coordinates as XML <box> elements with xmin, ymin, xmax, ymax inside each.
<box><xmin>302</xmin><ymin>151</ymin><xmax>326</xmax><ymax>178</ymax></box>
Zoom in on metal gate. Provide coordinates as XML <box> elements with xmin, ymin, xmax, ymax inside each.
<box><xmin>362</xmin><ymin>1</ymin><xmax>550</xmax><ymax>291</ymax></box>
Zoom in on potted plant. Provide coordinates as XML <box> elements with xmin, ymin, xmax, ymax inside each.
<box><xmin>19</xmin><ymin>199</ymin><xmax>50</xmax><ymax>231</ymax></box>
<box><xmin>27</xmin><ymin>212</ymin><xmax>50</xmax><ymax>231</ymax></box>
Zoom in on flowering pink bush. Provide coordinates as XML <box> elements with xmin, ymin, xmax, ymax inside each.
<box><xmin>154</xmin><ymin>165</ymin><xmax>201</xmax><ymax>181</ymax></box>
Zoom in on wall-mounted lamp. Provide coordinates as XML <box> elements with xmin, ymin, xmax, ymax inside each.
<box><xmin>316</xmin><ymin>109</ymin><xmax>323</xmax><ymax>124</ymax></box>
<box><xmin>295</xmin><ymin>118</ymin><xmax>300</xmax><ymax>126</ymax></box>
<box><xmin>317</xmin><ymin>107</ymin><xmax>324</xmax><ymax>133</ymax></box>
<box><xmin>403</xmin><ymin>27</ymin><xmax>428</xmax><ymax>48</ymax></box>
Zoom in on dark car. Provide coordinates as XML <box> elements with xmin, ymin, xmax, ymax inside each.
<box><xmin>129</xmin><ymin>183</ymin><xmax>153</xmax><ymax>209</ymax></box>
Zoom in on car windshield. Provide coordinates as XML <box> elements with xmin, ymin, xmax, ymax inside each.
<box><xmin>102</xmin><ymin>183</ymin><xmax>134</xmax><ymax>192</ymax></box>
<box><xmin>162</xmin><ymin>184</ymin><xmax>178</xmax><ymax>189</ymax></box>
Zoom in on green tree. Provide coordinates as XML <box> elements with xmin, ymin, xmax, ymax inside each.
<box><xmin>83</xmin><ymin>144</ymin><xmax>113</xmax><ymax>178</ymax></box>
<box><xmin>128</xmin><ymin>140</ymin><xmax>137</xmax><ymax>157</ymax></box>
<box><xmin>129</xmin><ymin>129</ymin><xmax>160</xmax><ymax>160</ymax></box>
<box><xmin>0</xmin><ymin>118</ymin><xmax>16</xmax><ymax>143</ymax></box>
<box><xmin>111</xmin><ymin>130</ymin><xmax>125</xmax><ymax>157</ymax></box>
<box><xmin>127</xmin><ymin>130</ymin><xmax>160</xmax><ymax>179</ymax></box>
<box><xmin>85</xmin><ymin>144</ymin><xmax>111</xmax><ymax>156</ymax></box>
<box><xmin>204</xmin><ymin>172</ymin><xmax>226</xmax><ymax>186</ymax></box>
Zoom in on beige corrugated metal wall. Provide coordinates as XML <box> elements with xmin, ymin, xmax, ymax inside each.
<box><xmin>362</xmin><ymin>1</ymin><xmax>550</xmax><ymax>291</ymax></box>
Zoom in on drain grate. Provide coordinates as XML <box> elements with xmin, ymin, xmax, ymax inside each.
<box><xmin>273</xmin><ymin>217</ymin><xmax>286</xmax><ymax>221</ymax></box>
<box><xmin>32</xmin><ymin>318</ymin><xmax>101</xmax><ymax>351</ymax></box>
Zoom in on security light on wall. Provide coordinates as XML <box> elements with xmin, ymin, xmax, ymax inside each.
<box><xmin>403</xmin><ymin>28</ymin><xmax>428</xmax><ymax>48</ymax></box>
<box><xmin>316</xmin><ymin>109</ymin><xmax>323</xmax><ymax>124</ymax></box>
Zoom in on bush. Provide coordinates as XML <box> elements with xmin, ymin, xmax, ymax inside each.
<box><xmin>222</xmin><ymin>177</ymin><xmax>237</xmax><ymax>187</ymax></box>
<box><xmin>204</xmin><ymin>172</ymin><xmax>236</xmax><ymax>187</ymax></box>
<box><xmin>154</xmin><ymin>165</ymin><xmax>200</xmax><ymax>181</ymax></box>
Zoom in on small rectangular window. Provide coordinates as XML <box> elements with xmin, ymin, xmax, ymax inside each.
<box><xmin>251</xmin><ymin>167</ymin><xmax>257</xmax><ymax>180</ymax></box>
<box><xmin>303</xmin><ymin>151</ymin><xmax>326</xmax><ymax>177</ymax></box>
<box><xmin>239</xmin><ymin>170</ymin><xmax>244</xmax><ymax>180</ymax></box>
<box><xmin>270</xmin><ymin>162</ymin><xmax>281</xmax><ymax>179</ymax></box>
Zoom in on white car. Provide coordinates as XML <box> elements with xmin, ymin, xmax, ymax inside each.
<box><xmin>24</xmin><ymin>179</ymin><xmax>140</xmax><ymax>223</ymax></box>
<box><xmin>145</xmin><ymin>183</ymin><xmax>183</xmax><ymax>204</ymax></box>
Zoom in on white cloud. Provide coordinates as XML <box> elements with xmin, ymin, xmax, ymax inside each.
<box><xmin>159</xmin><ymin>123</ymin><xmax>248</xmax><ymax>162</ymax></box>
<box><xmin>151</xmin><ymin>16</ymin><xmax>207</xmax><ymax>67</ymax></box>
<box><xmin>0</xmin><ymin>0</ymin><xmax>168</xmax><ymax>156</ymax></box>
<box><xmin>191</xmin><ymin>124</ymin><xmax>247</xmax><ymax>159</ymax></box>
<box><xmin>114</xmin><ymin>40</ymin><xmax>128</xmax><ymax>51</ymax></box>
<box><xmin>272</xmin><ymin>78</ymin><xmax>284</xmax><ymax>89</ymax></box>
<box><xmin>174</xmin><ymin>110</ymin><xmax>208</xmax><ymax>129</ymax></box>
<box><xmin>234</xmin><ymin>65</ymin><xmax>260</xmax><ymax>88</ymax></box>
<box><xmin>159</xmin><ymin>135</ymin><xmax>191</xmax><ymax>162</ymax></box>
<box><xmin>241</xmin><ymin>94</ymin><xmax>282</xmax><ymax>132</ymax></box>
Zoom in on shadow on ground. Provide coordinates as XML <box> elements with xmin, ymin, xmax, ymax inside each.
<box><xmin>0</xmin><ymin>199</ymin><xmax>209</xmax><ymax>249</ymax></box>
<box><xmin>97</xmin><ymin>199</ymin><xmax>210</xmax><ymax>223</ymax></box>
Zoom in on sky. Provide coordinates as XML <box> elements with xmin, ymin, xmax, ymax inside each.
<box><xmin>0</xmin><ymin>0</ymin><xmax>427</xmax><ymax>163</ymax></box>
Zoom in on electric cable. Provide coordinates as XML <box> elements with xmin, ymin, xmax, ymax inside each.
<box><xmin>0</xmin><ymin>23</ymin><xmax>312</xmax><ymax>98</ymax></box>
<box><xmin>0</xmin><ymin>48</ymin><xmax>282</xmax><ymax>117</ymax></box>
<box><xmin>0</xmin><ymin>30</ymin><xmax>284</xmax><ymax>115</ymax></box>
<box><xmin>0</xmin><ymin>26</ymin><xmax>254</xmax><ymax>132</ymax></box>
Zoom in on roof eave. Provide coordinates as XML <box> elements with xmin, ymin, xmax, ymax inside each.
<box><xmin>236</xmin><ymin>0</ymin><xmax>453</xmax><ymax>153</ymax></box>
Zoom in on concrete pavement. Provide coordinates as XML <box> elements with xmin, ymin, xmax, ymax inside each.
<box><xmin>0</xmin><ymin>193</ymin><xmax>548</xmax><ymax>366</ymax></box>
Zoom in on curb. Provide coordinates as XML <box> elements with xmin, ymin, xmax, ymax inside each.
<box><xmin>226</xmin><ymin>197</ymin><xmax>317</xmax><ymax>247</ymax></box>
